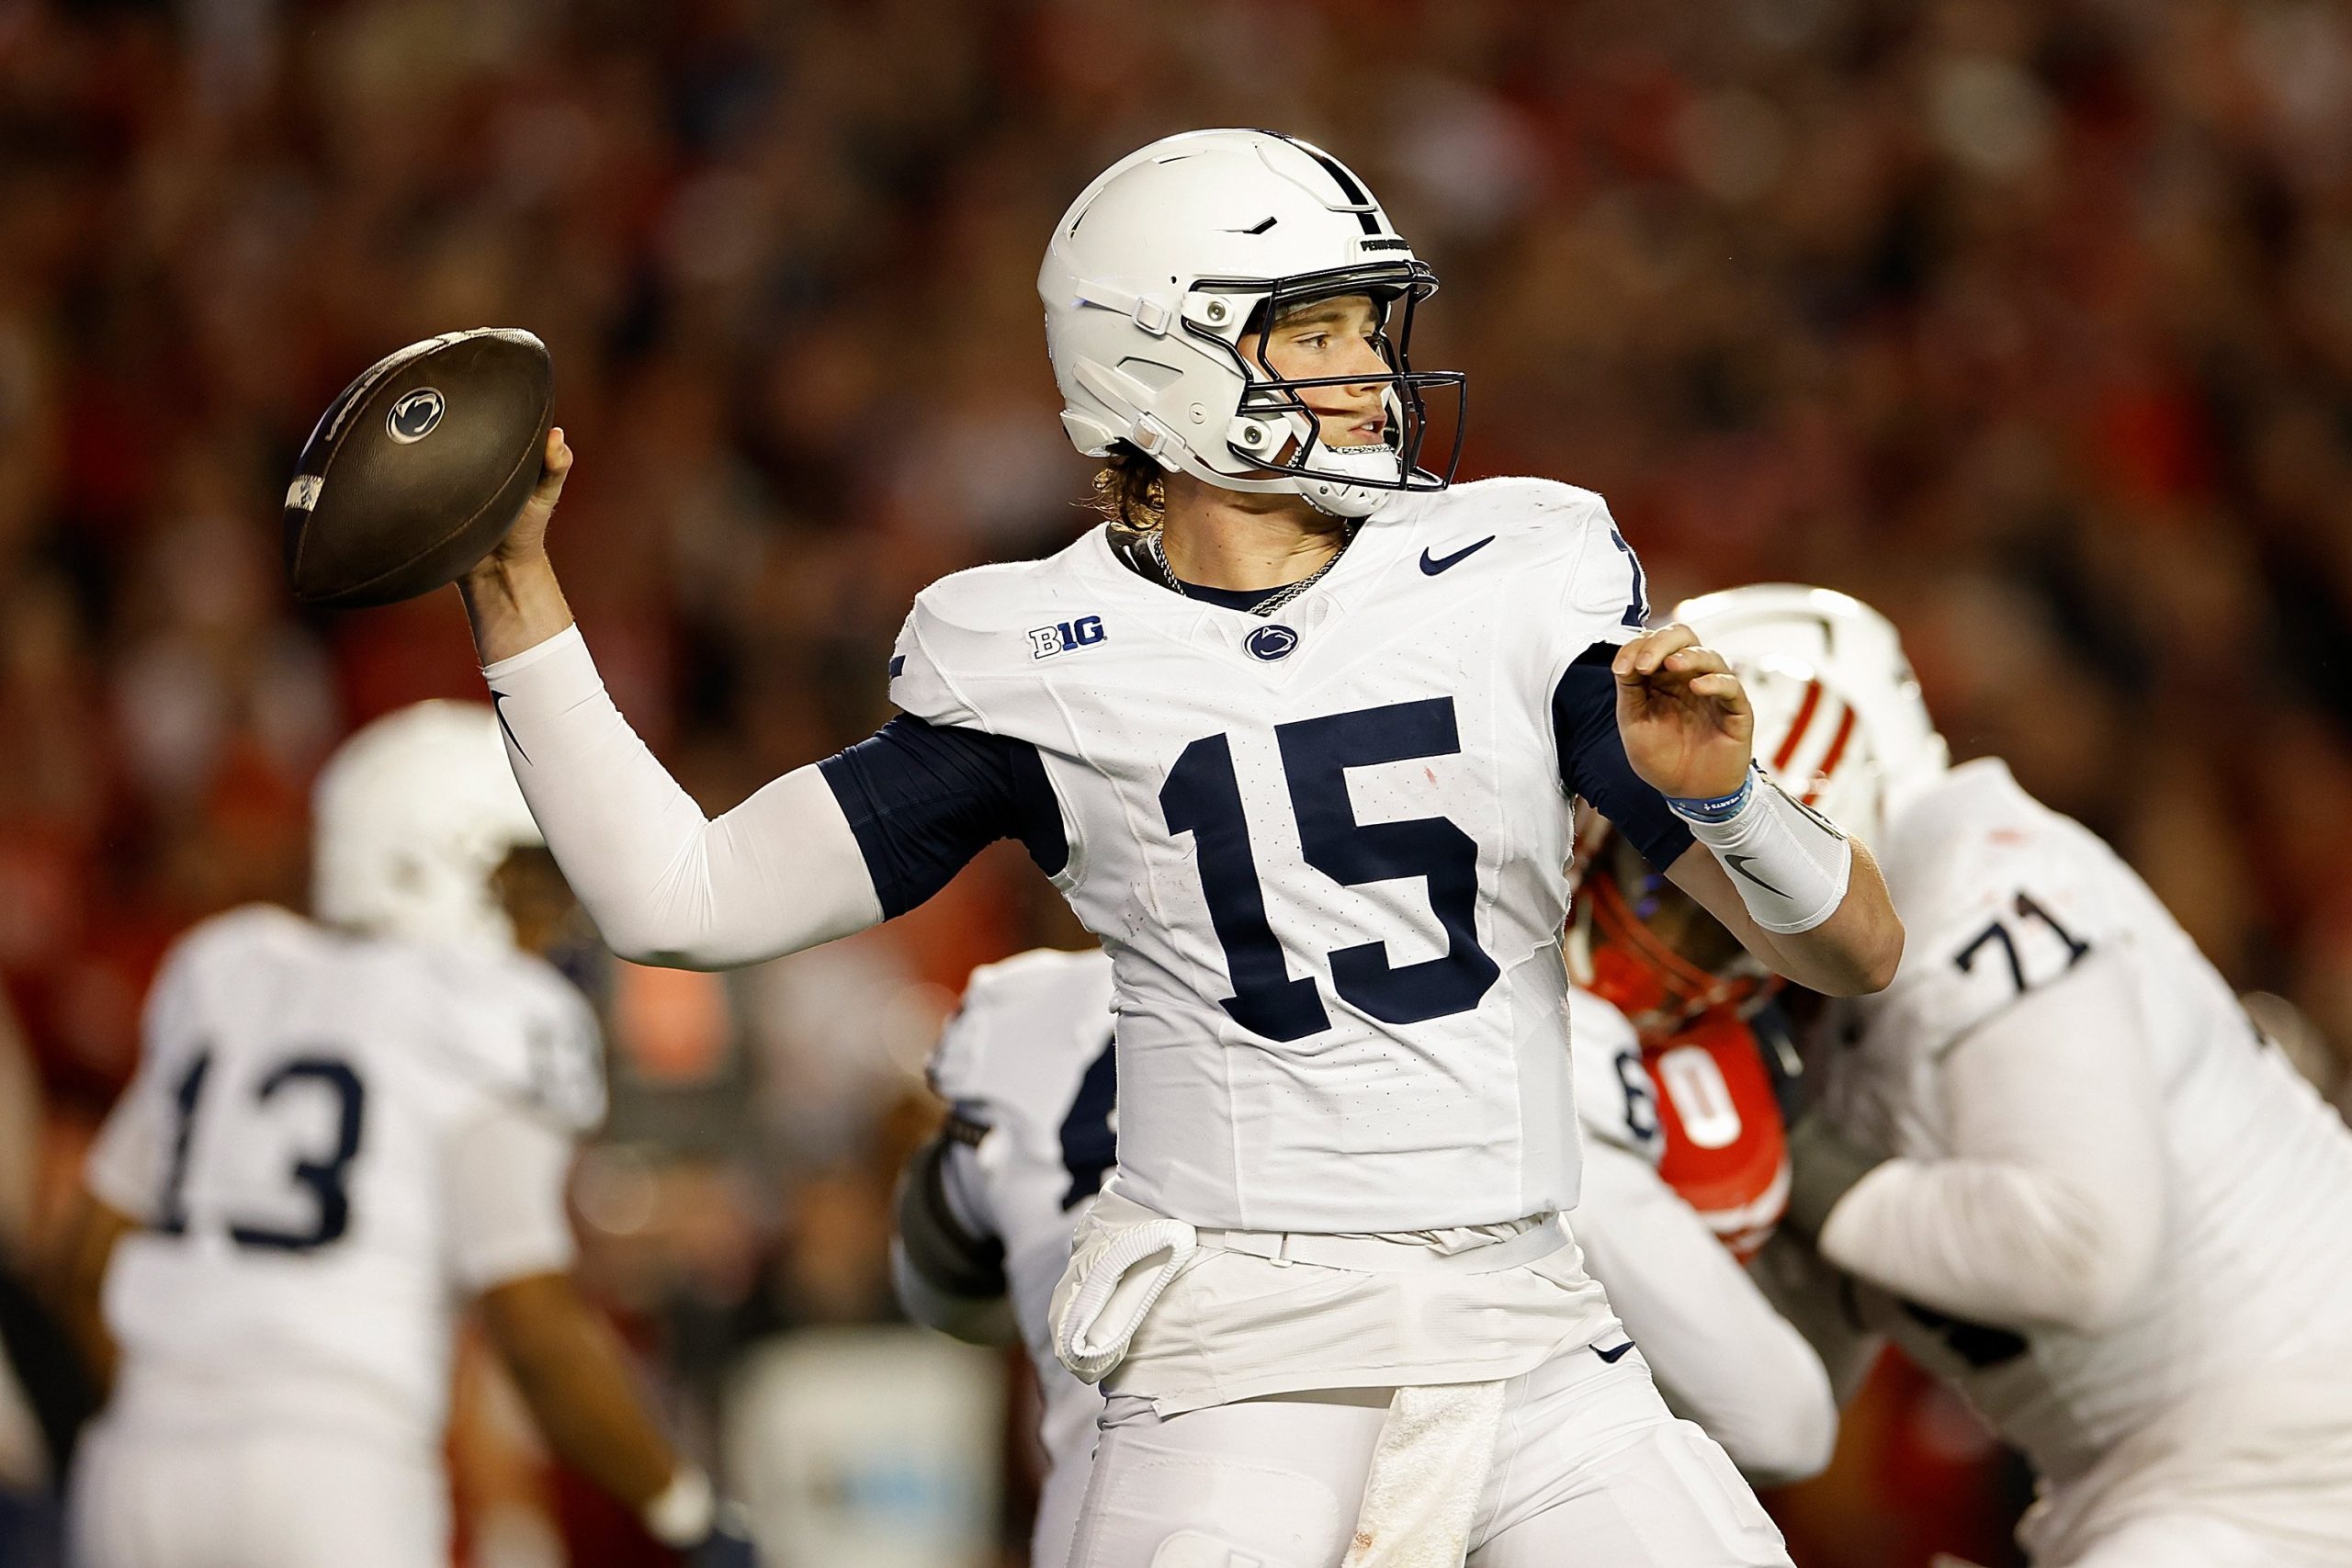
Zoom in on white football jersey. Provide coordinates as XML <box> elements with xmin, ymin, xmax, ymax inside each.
<box><xmin>1566</xmin><ymin>984</ymin><xmax>1666</xmax><ymax>1168</ymax></box>
<box><xmin>891</xmin><ymin>478</ymin><xmax>1657</xmax><ymax>1232</ymax></box>
<box><xmin>86</xmin><ymin>906</ymin><xmax>604</xmax><ymax>1448</ymax></box>
<box><xmin>936</xmin><ymin>951</ymin><xmax>1834</xmax><ymax>1564</ymax></box>
<box><xmin>926</xmin><ymin>948</ymin><xmax>1118</xmax><ymax>1559</ymax></box>
<box><xmin>1818</xmin><ymin>759</ymin><xmax>2352</xmax><ymax>1480</ymax></box>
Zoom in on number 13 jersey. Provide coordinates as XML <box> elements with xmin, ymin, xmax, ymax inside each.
<box><xmin>85</xmin><ymin>906</ymin><xmax>604</xmax><ymax>1447</ymax></box>
<box><xmin>886</xmin><ymin>479</ymin><xmax>1689</xmax><ymax>1234</ymax></box>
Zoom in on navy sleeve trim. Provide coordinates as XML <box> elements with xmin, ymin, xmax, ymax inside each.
<box><xmin>1554</xmin><ymin>643</ymin><xmax>1695</xmax><ymax>873</ymax></box>
<box><xmin>818</xmin><ymin>715</ymin><xmax>1069</xmax><ymax>919</ymax></box>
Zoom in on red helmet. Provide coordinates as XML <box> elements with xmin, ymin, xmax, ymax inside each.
<box><xmin>1646</xmin><ymin>1006</ymin><xmax>1791</xmax><ymax>1261</ymax></box>
<box><xmin>1569</xmin><ymin>810</ymin><xmax>1776</xmax><ymax>1048</ymax></box>
<box><xmin>1569</xmin><ymin>810</ymin><xmax>1792</xmax><ymax>1258</ymax></box>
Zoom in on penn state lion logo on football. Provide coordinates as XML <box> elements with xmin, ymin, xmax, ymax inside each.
<box><xmin>385</xmin><ymin>387</ymin><xmax>447</xmax><ymax>445</ymax></box>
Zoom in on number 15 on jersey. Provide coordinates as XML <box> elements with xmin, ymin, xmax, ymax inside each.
<box><xmin>1160</xmin><ymin>695</ymin><xmax>1500</xmax><ymax>1043</ymax></box>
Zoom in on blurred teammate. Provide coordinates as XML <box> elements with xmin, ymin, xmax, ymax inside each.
<box><xmin>890</xmin><ymin>946</ymin><xmax>1836</xmax><ymax>1568</ymax></box>
<box><xmin>50</xmin><ymin>703</ymin><xmax>754</xmax><ymax>1568</ymax></box>
<box><xmin>1670</xmin><ymin>586</ymin><xmax>2352</xmax><ymax>1568</ymax></box>
<box><xmin>459</xmin><ymin>130</ymin><xmax>1903</xmax><ymax>1563</ymax></box>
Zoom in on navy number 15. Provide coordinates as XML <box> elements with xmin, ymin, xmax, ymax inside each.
<box><xmin>1160</xmin><ymin>696</ymin><xmax>1499</xmax><ymax>1042</ymax></box>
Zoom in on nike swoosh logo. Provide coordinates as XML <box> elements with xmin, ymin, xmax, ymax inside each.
<box><xmin>1592</xmin><ymin>1339</ymin><xmax>1637</xmax><ymax>1364</ymax></box>
<box><xmin>1419</xmin><ymin>536</ymin><xmax>1496</xmax><ymax>575</ymax></box>
<box><xmin>490</xmin><ymin>690</ymin><xmax>529</xmax><ymax>765</ymax></box>
<box><xmin>1724</xmin><ymin>853</ymin><xmax>1787</xmax><ymax>897</ymax></box>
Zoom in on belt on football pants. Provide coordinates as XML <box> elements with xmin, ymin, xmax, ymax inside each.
<box><xmin>1191</xmin><ymin>1212</ymin><xmax>1567</xmax><ymax>1274</ymax></box>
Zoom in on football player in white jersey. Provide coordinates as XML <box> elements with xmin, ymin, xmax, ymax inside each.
<box><xmin>456</xmin><ymin>130</ymin><xmax>1903</xmax><ymax>1565</ymax></box>
<box><xmin>1661</xmin><ymin>585</ymin><xmax>2352</xmax><ymax>1568</ymax></box>
<box><xmin>890</xmin><ymin>947</ymin><xmax>1838</xmax><ymax>1568</ymax></box>
<box><xmin>49</xmin><ymin>703</ymin><xmax>755</xmax><ymax>1568</ymax></box>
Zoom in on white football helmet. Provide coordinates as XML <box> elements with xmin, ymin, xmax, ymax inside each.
<box><xmin>1670</xmin><ymin>584</ymin><xmax>1951</xmax><ymax>849</ymax></box>
<box><xmin>311</xmin><ymin>700</ymin><xmax>545</xmax><ymax>952</ymax></box>
<box><xmin>1039</xmin><ymin>129</ymin><xmax>1464</xmax><ymax>518</ymax></box>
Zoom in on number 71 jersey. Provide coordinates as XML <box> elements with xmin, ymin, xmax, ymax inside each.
<box><xmin>890</xmin><ymin>478</ymin><xmax>1657</xmax><ymax>1234</ymax></box>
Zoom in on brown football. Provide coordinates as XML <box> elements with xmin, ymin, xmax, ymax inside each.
<box><xmin>283</xmin><ymin>328</ymin><xmax>553</xmax><ymax>607</ymax></box>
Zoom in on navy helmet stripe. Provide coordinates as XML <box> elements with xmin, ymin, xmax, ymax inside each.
<box><xmin>1266</xmin><ymin>131</ymin><xmax>1382</xmax><ymax>234</ymax></box>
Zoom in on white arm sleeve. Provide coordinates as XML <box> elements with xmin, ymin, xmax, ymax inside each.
<box><xmin>483</xmin><ymin>626</ymin><xmax>883</xmax><ymax>968</ymax></box>
<box><xmin>443</xmin><ymin>1099</ymin><xmax>580</xmax><ymax>1294</ymax></box>
<box><xmin>1575</xmin><ymin>1142</ymin><xmax>1838</xmax><ymax>1485</ymax></box>
<box><xmin>1817</xmin><ymin>948</ymin><xmax>2165</xmax><ymax>1333</ymax></box>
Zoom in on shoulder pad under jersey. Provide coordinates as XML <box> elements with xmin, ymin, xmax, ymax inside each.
<box><xmin>423</xmin><ymin>945</ymin><xmax>607</xmax><ymax>1134</ymax></box>
<box><xmin>1869</xmin><ymin>760</ymin><xmax>2118</xmax><ymax>1061</ymax></box>
<box><xmin>931</xmin><ymin>946</ymin><xmax>1117</xmax><ymax>1154</ymax></box>
<box><xmin>1411</xmin><ymin>475</ymin><xmax>1603</xmax><ymax>540</ymax></box>
<box><xmin>141</xmin><ymin>904</ymin><xmax>313</xmax><ymax>1059</ymax></box>
<box><xmin>1429</xmin><ymin>477</ymin><xmax>1649</xmax><ymax>632</ymax></box>
<box><xmin>1568</xmin><ymin>986</ymin><xmax>1664</xmax><ymax>1165</ymax></box>
<box><xmin>888</xmin><ymin>532</ymin><xmax>1113</xmax><ymax>730</ymax></box>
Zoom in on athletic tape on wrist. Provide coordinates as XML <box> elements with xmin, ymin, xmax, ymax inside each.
<box><xmin>642</xmin><ymin>1466</ymin><xmax>717</xmax><ymax>1549</ymax></box>
<box><xmin>1672</xmin><ymin>767</ymin><xmax>1852</xmax><ymax>934</ymax></box>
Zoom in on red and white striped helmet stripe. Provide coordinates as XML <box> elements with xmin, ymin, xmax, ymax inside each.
<box><xmin>1766</xmin><ymin>678</ymin><xmax>1860</xmax><ymax>807</ymax></box>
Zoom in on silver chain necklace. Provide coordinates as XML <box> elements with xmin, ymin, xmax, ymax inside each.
<box><xmin>1145</xmin><ymin>525</ymin><xmax>1358</xmax><ymax>618</ymax></box>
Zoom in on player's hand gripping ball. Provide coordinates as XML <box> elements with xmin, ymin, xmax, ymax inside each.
<box><xmin>283</xmin><ymin>327</ymin><xmax>554</xmax><ymax>607</ymax></box>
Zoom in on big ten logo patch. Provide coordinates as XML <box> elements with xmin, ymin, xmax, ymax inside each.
<box><xmin>1029</xmin><ymin>615</ymin><xmax>1107</xmax><ymax>660</ymax></box>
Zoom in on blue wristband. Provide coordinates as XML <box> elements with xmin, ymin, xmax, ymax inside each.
<box><xmin>1664</xmin><ymin>767</ymin><xmax>1756</xmax><ymax>825</ymax></box>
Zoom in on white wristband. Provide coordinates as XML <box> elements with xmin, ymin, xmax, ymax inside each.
<box><xmin>642</xmin><ymin>1466</ymin><xmax>716</xmax><ymax>1549</ymax></box>
<box><xmin>1674</xmin><ymin>769</ymin><xmax>1852</xmax><ymax>934</ymax></box>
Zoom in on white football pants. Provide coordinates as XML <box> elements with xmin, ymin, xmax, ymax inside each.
<box><xmin>1067</xmin><ymin>1343</ymin><xmax>1792</xmax><ymax>1567</ymax></box>
<box><xmin>67</xmin><ymin>1419</ymin><xmax>447</xmax><ymax>1568</ymax></box>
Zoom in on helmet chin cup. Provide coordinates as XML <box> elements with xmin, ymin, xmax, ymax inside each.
<box><xmin>1300</xmin><ymin>442</ymin><xmax>1407</xmax><ymax>517</ymax></box>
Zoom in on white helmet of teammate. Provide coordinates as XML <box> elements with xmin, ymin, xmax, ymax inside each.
<box><xmin>311</xmin><ymin>700</ymin><xmax>545</xmax><ymax>953</ymax></box>
<box><xmin>1040</xmin><ymin>129</ymin><xmax>1465</xmax><ymax>519</ymax></box>
<box><xmin>1670</xmin><ymin>584</ymin><xmax>1951</xmax><ymax>849</ymax></box>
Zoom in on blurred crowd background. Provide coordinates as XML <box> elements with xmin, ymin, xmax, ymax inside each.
<box><xmin>6</xmin><ymin>0</ymin><xmax>2352</xmax><ymax>1562</ymax></box>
